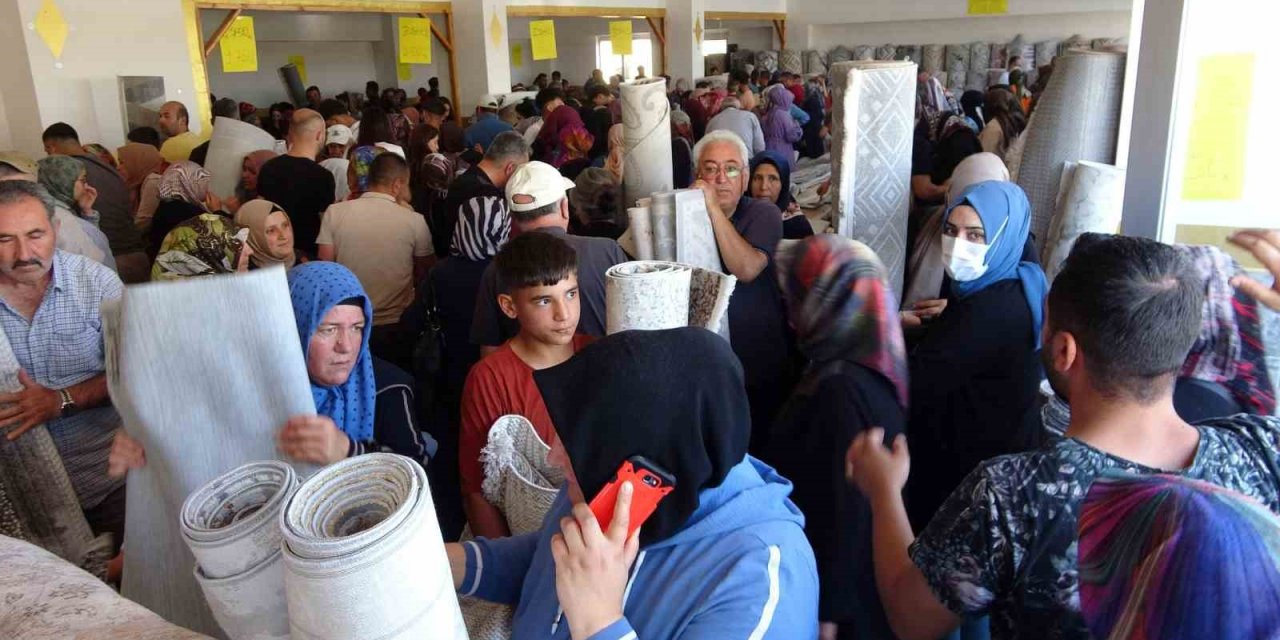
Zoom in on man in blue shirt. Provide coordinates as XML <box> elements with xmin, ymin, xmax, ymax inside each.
<box><xmin>0</xmin><ymin>180</ymin><xmax>125</xmax><ymax>550</ymax></box>
<box><xmin>463</xmin><ymin>95</ymin><xmax>514</xmax><ymax>153</ymax></box>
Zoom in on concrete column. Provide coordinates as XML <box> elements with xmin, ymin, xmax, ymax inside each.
<box><xmin>666</xmin><ymin>0</ymin><xmax>705</xmax><ymax>82</ymax></box>
<box><xmin>452</xmin><ymin>0</ymin><xmax>510</xmax><ymax>111</ymax></box>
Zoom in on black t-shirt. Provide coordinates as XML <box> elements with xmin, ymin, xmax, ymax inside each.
<box><xmin>769</xmin><ymin>361</ymin><xmax>904</xmax><ymax>633</ymax></box>
<box><xmin>442</xmin><ymin>164</ymin><xmax>505</xmax><ymax>258</ymax></box>
<box><xmin>429</xmin><ymin>256</ymin><xmax>491</xmax><ymax>402</ymax></box>
<box><xmin>906</xmin><ymin>278</ymin><xmax>1043</xmax><ymax>529</ymax></box>
<box><xmin>189</xmin><ymin>140</ymin><xmax>210</xmax><ymax>167</ymax></box>
<box><xmin>583</xmin><ymin>106</ymin><xmax>613</xmax><ymax>160</ymax></box>
<box><xmin>255</xmin><ymin>155</ymin><xmax>335</xmax><ymax>256</ymax></box>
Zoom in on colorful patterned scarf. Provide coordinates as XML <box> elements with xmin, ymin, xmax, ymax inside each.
<box><xmin>151</xmin><ymin>213</ymin><xmax>248</xmax><ymax>281</ymax></box>
<box><xmin>1080</xmin><ymin>473</ymin><xmax>1280</xmax><ymax>640</ymax></box>
<box><xmin>157</xmin><ymin>161</ymin><xmax>211</xmax><ymax>211</ymax></box>
<box><xmin>775</xmin><ymin>234</ymin><xmax>909</xmax><ymax>407</ymax></box>
<box><xmin>348</xmin><ymin>145</ymin><xmax>385</xmax><ymax>197</ymax></box>
<box><xmin>1176</xmin><ymin>244</ymin><xmax>1276</xmax><ymax>414</ymax></box>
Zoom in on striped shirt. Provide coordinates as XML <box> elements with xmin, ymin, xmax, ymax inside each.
<box><xmin>0</xmin><ymin>250</ymin><xmax>124</xmax><ymax>508</ymax></box>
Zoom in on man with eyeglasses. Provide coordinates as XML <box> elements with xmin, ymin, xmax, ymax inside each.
<box><xmin>691</xmin><ymin>130</ymin><xmax>794</xmax><ymax>455</ymax></box>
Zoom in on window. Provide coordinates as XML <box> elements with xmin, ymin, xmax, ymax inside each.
<box><xmin>596</xmin><ymin>34</ymin><xmax>654</xmax><ymax>80</ymax></box>
<box><xmin>702</xmin><ymin>39</ymin><xmax>727</xmax><ymax>56</ymax></box>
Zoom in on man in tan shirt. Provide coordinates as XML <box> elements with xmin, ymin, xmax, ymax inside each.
<box><xmin>317</xmin><ymin>153</ymin><xmax>433</xmax><ymax>369</ymax></box>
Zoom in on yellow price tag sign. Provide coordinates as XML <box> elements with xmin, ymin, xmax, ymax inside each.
<box><xmin>1183</xmin><ymin>53</ymin><xmax>1255</xmax><ymax>201</ymax></box>
<box><xmin>220</xmin><ymin>16</ymin><xmax>258</xmax><ymax>73</ymax></box>
<box><xmin>609</xmin><ymin>21</ymin><xmax>632</xmax><ymax>56</ymax></box>
<box><xmin>399</xmin><ymin>17</ymin><xmax>432</xmax><ymax>65</ymax></box>
<box><xmin>967</xmin><ymin>0</ymin><xmax>1008</xmax><ymax>15</ymax></box>
<box><xmin>530</xmin><ymin>20</ymin><xmax>558</xmax><ymax>61</ymax></box>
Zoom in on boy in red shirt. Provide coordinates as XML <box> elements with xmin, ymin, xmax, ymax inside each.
<box><xmin>459</xmin><ymin>227</ymin><xmax>592</xmax><ymax>538</ymax></box>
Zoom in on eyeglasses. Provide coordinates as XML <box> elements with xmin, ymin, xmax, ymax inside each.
<box><xmin>699</xmin><ymin>163</ymin><xmax>743</xmax><ymax>180</ymax></box>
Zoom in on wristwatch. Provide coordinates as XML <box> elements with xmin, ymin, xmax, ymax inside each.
<box><xmin>57</xmin><ymin>388</ymin><xmax>77</xmax><ymax>417</ymax></box>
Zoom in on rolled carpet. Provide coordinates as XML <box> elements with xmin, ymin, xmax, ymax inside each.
<box><xmin>621</xmin><ymin>79</ymin><xmax>673</xmax><ymax>209</ymax></box>
<box><xmin>875</xmin><ymin>44</ymin><xmax>897</xmax><ymax>61</ymax></box>
<box><xmin>281</xmin><ymin>454</ymin><xmax>466</xmax><ymax>640</ymax></box>
<box><xmin>779</xmin><ymin>49</ymin><xmax>803</xmax><ymax>74</ymax></box>
<box><xmin>922</xmin><ymin>45</ymin><xmax>944</xmax><ymax>73</ymax></box>
<box><xmin>1041</xmin><ymin>161</ymin><xmax>1126</xmax><ymax>282</ymax></box>
<box><xmin>804</xmin><ymin>50</ymin><xmax>827</xmax><ymax>75</ymax></box>
<box><xmin>853</xmin><ymin>45</ymin><xmax>875</xmax><ymax>61</ymax></box>
<box><xmin>756</xmin><ymin>49</ymin><xmax>779</xmax><ymax>72</ymax></box>
<box><xmin>181</xmin><ymin>461</ymin><xmax>298</xmax><ymax>640</ymax></box>
<box><xmin>829</xmin><ymin>60</ymin><xmax>916</xmax><ymax>296</ymax></box>
<box><xmin>828</xmin><ymin>46</ymin><xmax>853</xmax><ymax>65</ymax></box>
<box><xmin>1015</xmin><ymin>50</ymin><xmax>1126</xmax><ymax>240</ymax></box>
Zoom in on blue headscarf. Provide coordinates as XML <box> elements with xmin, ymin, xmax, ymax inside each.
<box><xmin>944</xmin><ymin>180</ymin><xmax>1047</xmax><ymax>347</ymax></box>
<box><xmin>749</xmin><ymin>150</ymin><xmax>793</xmax><ymax>210</ymax></box>
<box><xmin>287</xmin><ymin>262</ymin><xmax>376</xmax><ymax>442</ymax></box>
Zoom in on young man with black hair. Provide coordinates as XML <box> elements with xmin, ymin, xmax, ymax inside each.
<box><xmin>582</xmin><ymin>85</ymin><xmax>614</xmax><ymax>160</ymax></box>
<box><xmin>317</xmin><ymin>152</ymin><xmax>432</xmax><ymax>371</ymax></box>
<box><xmin>305</xmin><ymin>85</ymin><xmax>322</xmax><ymax>109</ymax></box>
<box><xmin>471</xmin><ymin>161</ymin><xmax>627</xmax><ymax>354</ymax></box>
<box><xmin>847</xmin><ymin>233</ymin><xmax>1280</xmax><ymax>640</ymax></box>
<box><xmin>459</xmin><ymin>230</ymin><xmax>590</xmax><ymax>538</ymax></box>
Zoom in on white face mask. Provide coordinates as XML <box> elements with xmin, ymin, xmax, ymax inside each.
<box><xmin>941</xmin><ymin>234</ymin><xmax>989</xmax><ymax>282</ymax></box>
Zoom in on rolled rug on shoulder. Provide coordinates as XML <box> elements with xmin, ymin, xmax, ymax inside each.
<box><xmin>281</xmin><ymin>453</ymin><xmax>466</xmax><ymax>640</ymax></box>
<box><xmin>181</xmin><ymin>461</ymin><xmax>298</xmax><ymax>640</ymax></box>
<box><xmin>606</xmin><ymin>261</ymin><xmax>692</xmax><ymax>334</ymax></box>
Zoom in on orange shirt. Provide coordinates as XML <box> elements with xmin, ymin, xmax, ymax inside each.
<box><xmin>458</xmin><ymin>334</ymin><xmax>594</xmax><ymax>494</ymax></box>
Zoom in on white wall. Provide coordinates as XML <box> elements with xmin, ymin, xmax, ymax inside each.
<box><xmin>13</xmin><ymin>0</ymin><xmax>200</xmax><ymax>152</ymax></box>
<box><xmin>508</xmin><ymin>16</ymin><xmax>654</xmax><ymax>87</ymax></box>
<box><xmin>706</xmin><ymin>23</ymin><xmax>775</xmax><ymax>52</ymax></box>
<box><xmin>789</xmin><ymin>0</ymin><xmax>1131</xmax><ymax>25</ymax></box>
<box><xmin>809</xmin><ymin>11</ymin><xmax>1131</xmax><ymax>48</ymax></box>
<box><xmin>201</xmin><ymin>11</ymin><xmax>450</xmax><ymax>109</ymax></box>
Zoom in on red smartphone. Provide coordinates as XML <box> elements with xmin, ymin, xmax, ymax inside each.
<box><xmin>588</xmin><ymin>456</ymin><xmax>676</xmax><ymax>540</ymax></box>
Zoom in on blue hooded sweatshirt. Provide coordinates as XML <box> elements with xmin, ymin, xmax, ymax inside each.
<box><xmin>459</xmin><ymin>456</ymin><xmax>819</xmax><ymax>639</ymax></box>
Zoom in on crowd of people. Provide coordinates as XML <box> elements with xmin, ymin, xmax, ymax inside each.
<box><xmin>2</xmin><ymin>58</ymin><xmax>1280</xmax><ymax>640</ymax></box>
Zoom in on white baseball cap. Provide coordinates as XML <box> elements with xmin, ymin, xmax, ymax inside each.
<box><xmin>478</xmin><ymin>94</ymin><xmax>502</xmax><ymax>109</ymax></box>
<box><xmin>505</xmin><ymin>161</ymin><xmax>576</xmax><ymax>212</ymax></box>
<box><xmin>325</xmin><ymin>124</ymin><xmax>353</xmax><ymax>147</ymax></box>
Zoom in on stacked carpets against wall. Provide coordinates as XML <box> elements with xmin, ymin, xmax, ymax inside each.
<box><xmin>875</xmin><ymin>44</ymin><xmax>897</xmax><ymax>61</ymax></box>
<box><xmin>756</xmin><ymin>50</ymin><xmax>780</xmax><ymax>73</ymax></box>
<box><xmin>730</xmin><ymin>49</ymin><xmax>755</xmax><ymax>72</ymax></box>
<box><xmin>944</xmin><ymin>44</ymin><xmax>969</xmax><ymax>95</ymax></box>
<box><xmin>828</xmin><ymin>46</ymin><xmax>853</xmax><ymax>65</ymax></box>
<box><xmin>922</xmin><ymin>45</ymin><xmax>945</xmax><ymax>73</ymax></box>
<box><xmin>897</xmin><ymin>45</ymin><xmax>923</xmax><ymax>65</ymax></box>
<box><xmin>780</xmin><ymin>49</ymin><xmax>804</xmax><ymax>74</ymax></box>
<box><xmin>805</xmin><ymin>50</ymin><xmax>828</xmax><ymax>75</ymax></box>
<box><xmin>853</xmin><ymin>45</ymin><xmax>875</xmax><ymax>61</ymax></box>
<box><xmin>1014</xmin><ymin>49</ymin><xmax>1126</xmax><ymax>241</ymax></box>
<box><xmin>829</xmin><ymin>60</ymin><xmax>916</xmax><ymax>297</ymax></box>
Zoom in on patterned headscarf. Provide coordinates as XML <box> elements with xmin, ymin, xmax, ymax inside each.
<box><xmin>776</xmin><ymin>234</ymin><xmax>909</xmax><ymax>407</ymax></box>
<box><xmin>158</xmin><ymin>161</ymin><xmax>211</xmax><ymax>210</ymax></box>
<box><xmin>151</xmin><ymin>213</ymin><xmax>248</xmax><ymax>281</ymax></box>
<box><xmin>348</xmin><ymin>145</ymin><xmax>385</xmax><ymax>196</ymax></box>
<box><xmin>450</xmin><ymin>190</ymin><xmax>509</xmax><ymax>262</ymax></box>
<box><xmin>287</xmin><ymin>262</ymin><xmax>376</xmax><ymax>442</ymax></box>
<box><xmin>1176</xmin><ymin>245</ymin><xmax>1276</xmax><ymax>414</ymax></box>
<box><xmin>1080</xmin><ymin>473</ymin><xmax>1280</xmax><ymax>640</ymax></box>
<box><xmin>36</xmin><ymin>155</ymin><xmax>84</xmax><ymax>214</ymax></box>
<box><xmin>946</xmin><ymin>181</ymin><xmax>1048</xmax><ymax>348</ymax></box>
<box><xmin>423</xmin><ymin>153</ymin><xmax>455</xmax><ymax>195</ymax></box>
<box><xmin>558</xmin><ymin>125</ymin><xmax>594</xmax><ymax>163</ymax></box>
<box><xmin>234</xmin><ymin>199</ymin><xmax>297</xmax><ymax>269</ymax></box>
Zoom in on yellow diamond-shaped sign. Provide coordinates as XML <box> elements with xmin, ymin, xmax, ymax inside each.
<box><xmin>34</xmin><ymin>0</ymin><xmax>69</xmax><ymax>59</ymax></box>
<box><xmin>489</xmin><ymin>13</ymin><xmax>503</xmax><ymax>48</ymax></box>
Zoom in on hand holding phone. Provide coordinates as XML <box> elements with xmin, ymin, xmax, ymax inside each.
<box><xmin>588</xmin><ymin>456</ymin><xmax>675</xmax><ymax>540</ymax></box>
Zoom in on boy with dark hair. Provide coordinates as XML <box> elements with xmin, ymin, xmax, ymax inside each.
<box><xmin>847</xmin><ymin>233</ymin><xmax>1280</xmax><ymax>640</ymax></box>
<box><xmin>583</xmin><ymin>85</ymin><xmax>614</xmax><ymax>159</ymax></box>
<box><xmin>459</xmin><ymin>231</ymin><xmax>592</xmax><ymax>538</ymax></box>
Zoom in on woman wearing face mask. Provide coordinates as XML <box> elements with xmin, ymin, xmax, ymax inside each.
<box><xmin>904</xmin><ymin>180</ymin><xmax>1047</xmax><ymax>531</ymax></box>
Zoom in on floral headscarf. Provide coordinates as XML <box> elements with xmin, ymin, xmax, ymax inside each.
<box><xmin>348</xmin><ymin>145</ymin><xmax>386</xmax><ymax>196</ymax></box>
<box><xmin>775</xmin><ymin>234</ymin><xmax>909</xmax><ymax>407</ymax></box>
<box><xmin>158</xmin><ymin>161</ymin><xmax>211</xmax><ymax>210</ymax></box>
<box><xmin>423</xmin><ymin>152</ymin><xmax>455</xmax><ymax>195</ymax></box>
<box><xmin>151</xmin><ymin>213</ymin><xmax>249</xmax><ymax>281</ymax></box>
<box><xmin>558</xmin><ymin>125</ymin><xmax>594</xmax><ymax>163</ymax></box>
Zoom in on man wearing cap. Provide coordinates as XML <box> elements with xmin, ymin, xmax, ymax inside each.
<box><xmin>316</xmin><ymin>153</ymin><xmax>432</xmax><ymax>370</ymax></box>
<box><xmin>464</xmin><ymin>95</ymin><xmax>514</xmax><ymax>153</ymax></box>
<box><xmin>471</xmin><ymin>160</ymin><xmax>628</xmax><ymax>355</ymax></box>
<box><xmin>0</xmin><ymin>152</ymin><xmax>39</xmax><ymax>182</ymax></box>
<box><xmin>320</xmin><ymin>124</ymin><xmax>354</xmax><ymax>202</ymax></box>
